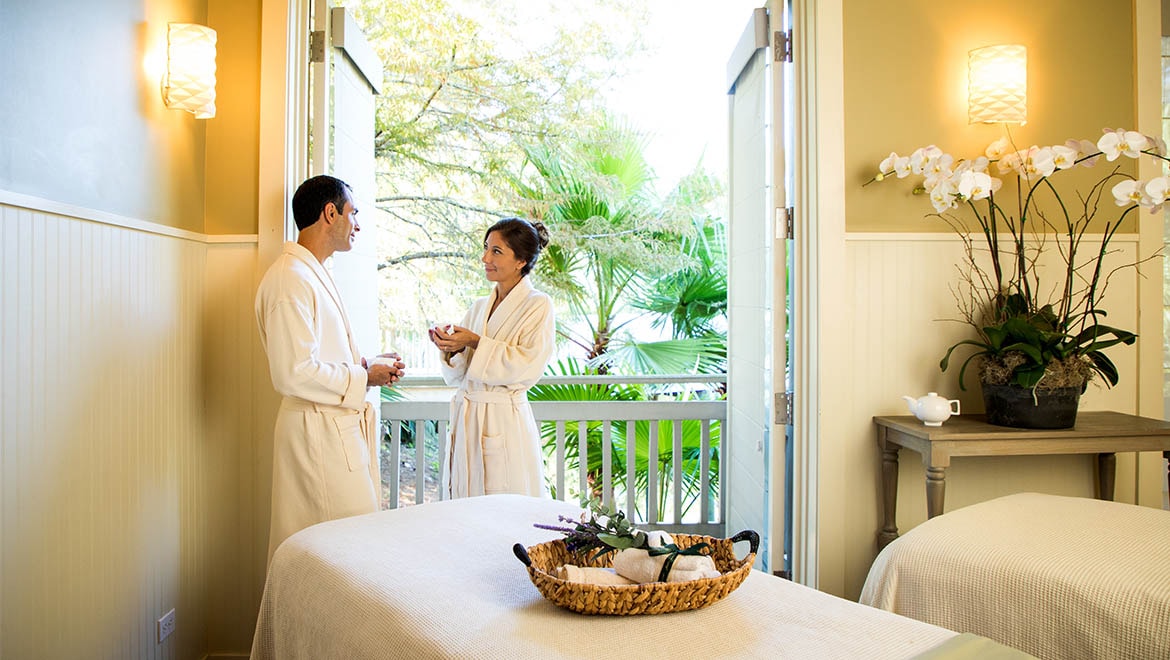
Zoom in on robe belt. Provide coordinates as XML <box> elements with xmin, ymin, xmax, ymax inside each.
<box><xmin>281</xmin><ymin>396</ymin><xmax>372</xmax><ymax>416</ymax></box>
<box><xmin>448</xmin><ymin>389</ymin><xmax>528</xmax><ymax>499</ymax></box>
<box><xmin>461</xmin><ymin>389</ymin><xmax>528</xmax><ymax>405</ymax></box>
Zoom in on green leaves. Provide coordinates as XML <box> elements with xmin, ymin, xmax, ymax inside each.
<box><xmin>551</xmin><ymin>496</ymin><xmax>650</xmax><ymax>561</ymax></box>
<box><xmin>597</xmin><ymin>532</ymin><xmax>646</xmax><ymax>550</ymax></box>
<box><xmin>940</xmin><ymin>289</ymin><xmax>1138</xmax><ymax>391</ymax></box>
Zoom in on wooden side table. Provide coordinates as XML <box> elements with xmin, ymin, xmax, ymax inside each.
<box><xmin>874</xmin><ymin>410</ymin><xmax>1170</xmax><ymax>549</ymax></box>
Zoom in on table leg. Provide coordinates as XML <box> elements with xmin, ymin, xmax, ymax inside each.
<box><xmin>925</xmin><ymin>466</ymin><xmax>946</xmax><ymax>518</ymax></box>
<box><xmin>877</xmin><ymin>428</ymin><xmax>900</xmax><ymax>549</ymax></box>
<box><xmin>1097</xmin><ymin>452</ymin><xmax>1116</xmax><ymax>501</ymax></box>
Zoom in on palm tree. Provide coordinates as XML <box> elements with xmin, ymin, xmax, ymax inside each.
<box><xmin>512</xmin><ymin>115</ymin><xmax>699</xmax><ymax>364</ymax></box>
<box><xmin>605</xmin><ymin>213</ymin><xmax>728</xmax><ymax>377</ymax></box>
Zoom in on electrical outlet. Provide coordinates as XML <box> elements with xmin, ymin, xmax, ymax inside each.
<box><xmin>157</xmin><ymin>608</ymin><xmax>176</xmax><ymax>643</ymax></box>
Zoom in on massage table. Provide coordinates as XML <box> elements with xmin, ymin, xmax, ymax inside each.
<box><xmin>860</xmin><ymin>492</ymin><xmax>1170</xmax><ymax>660</ymax></box>
<box><xmin>251</xmin><ymin>494</ymin><xmax>1028</xmax><ymax>659</ymax></box>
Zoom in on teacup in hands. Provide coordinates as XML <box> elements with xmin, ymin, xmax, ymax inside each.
<box><xmin>429</xmin><ymin>322</ymin><xmax>455</xmax><ymax>339</ymax></box>
<box><xmin>370</xmin><ymin>355</ymin><xmax>399</xmax><ymax>367</ymax></box>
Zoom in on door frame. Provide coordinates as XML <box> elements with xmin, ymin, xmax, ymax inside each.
<box><xmin>788</xmin><ymin>0</ymin><xmax>843</xmax><ymax>591</ymax></box>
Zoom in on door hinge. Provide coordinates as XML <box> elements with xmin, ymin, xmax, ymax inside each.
<box><xmin>775</xmin><ymin>207</ymin><xmax>794</xmax><ymax>240</ymax></box>
<box><xmin>310</xmin><ymin>30</ymin><xmax>326</xmax><ymax>63</ymax></box>
<box><xmin>775</xmin><ymin>391</ymin><xmax>794</xmax><ymax>425</ymax></box>
<box><xmin>774</xmin><ymin>29</ymin><xmax>792</xmax><ymax>63</ymax></box>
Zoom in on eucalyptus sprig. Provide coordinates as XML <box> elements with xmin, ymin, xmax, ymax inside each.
<box><xmin>534</xmin><ymin>496</ymin><xmax>648</xmax><ymax>562</ymax></box>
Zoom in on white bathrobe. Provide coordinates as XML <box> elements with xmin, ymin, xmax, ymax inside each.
<box><xmin>255</xmin><ymin>241</ymin><xmax>379</xmax><ymax>562</ymax></box>
<box><xmin>439</xmin><ymin>276</ymin><xmax>555</xmax><ymax>498</ymax></box>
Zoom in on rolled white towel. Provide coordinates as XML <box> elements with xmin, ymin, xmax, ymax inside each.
<box><xmin>612</xmin><ymin>530</ymin><xmax>720</xmax><ymax>583</ymax></box>
<box><xmin>555</xmin><ymin>564</ymin><xmax>637</xmax><ymax>586</ymax></box>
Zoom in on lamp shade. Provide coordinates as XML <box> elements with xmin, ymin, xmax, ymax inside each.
<box><xmin>163</xmin><ymin>23</ymin><xmax>217</xmax><ymax>119</ymax></box>
<box><xmin>968</xmin><ymin>44</ymin><xmax>1026</xmax><ymax>124</ymax></box>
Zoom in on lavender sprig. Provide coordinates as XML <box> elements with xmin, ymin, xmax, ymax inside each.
<box><xmin>534</xmin><ymin>498</ymin><xmax>648</xmax><ymax>561</ymax></box>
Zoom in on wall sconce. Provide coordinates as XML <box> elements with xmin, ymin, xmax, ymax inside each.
<box><xmin>162</xmin><ymin>23</ymin><xmax>217</xmax><ymax>119</ymax></box>
<box><xmin>968</xmin><ymin>44</ymin><xmax>1026</xmax><ymax>124</ymax></box>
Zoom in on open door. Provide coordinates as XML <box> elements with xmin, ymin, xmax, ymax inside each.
<box><xmin>725</xmin><ymin>1</ymin><xmax>791</xmax><ymax>576</ymax></box>
<box><xmin>307</xmin><ymin>1</ymin><xmax>383</xmax><ymax>368</ymax></box>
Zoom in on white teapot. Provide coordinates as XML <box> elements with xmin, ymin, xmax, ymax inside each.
<box><xmin>902</xmin><ymin>392</ymin><xmax>960</xmax><ymax>426</ymax></box>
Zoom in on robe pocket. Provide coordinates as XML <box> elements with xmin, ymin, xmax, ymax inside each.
<box><xmin>482</xmin><ymin>433</ymin><xmax>507</xmax><ymax>493</ymax></box>
<box><xmin>332</xmin><ymin>413</ymin><xmax>369</xmax><ymax>473</ymax></box>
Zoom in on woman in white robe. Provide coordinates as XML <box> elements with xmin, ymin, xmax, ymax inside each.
<box><xmin>430</xmin><ymin>218</ymin><xmax>555</xmax><ymax>498</ymax></box>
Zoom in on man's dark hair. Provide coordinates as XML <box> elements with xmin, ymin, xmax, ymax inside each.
<box><xmin>291</xmin><ymin>175</ymin><xmax>351</xmax><ymax>231</ymax></box>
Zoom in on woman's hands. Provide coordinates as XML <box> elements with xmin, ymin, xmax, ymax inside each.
<box><xmin>428</xmin><ymin>324</ymin><xmax>480</xmax><ymax>354</ymax></box>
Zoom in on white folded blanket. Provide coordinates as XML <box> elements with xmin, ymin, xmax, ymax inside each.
<box><xmin>555</xmin><ymin>565</ymin><xmax>637</xmax><ymax>586</ymax></box>
<box><xmin>611</xmin><ymin>530</ymin><xmax>721</xmax><ymax>584</ymax></box>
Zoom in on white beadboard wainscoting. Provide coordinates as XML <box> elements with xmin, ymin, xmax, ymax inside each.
<box><xmin>1</xmin><ymin>195</ymin><xmax>265</xmax><ymax>659</ymax></box>
<box><xmin>835</xmin><ymin>231</ymin><xmax>1152</xmax><ymax>599</ymax></box>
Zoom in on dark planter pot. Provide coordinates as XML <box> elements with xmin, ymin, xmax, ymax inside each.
<box><xmin>981</xmin><ymin>383</ymin><xmax>1082</xmax><ymax>429</ymax></box>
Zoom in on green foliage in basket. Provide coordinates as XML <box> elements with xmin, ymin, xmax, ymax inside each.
<box><xmin>534</xmin><ymin>497</ymin><xmax>647</xmax><ymax>562</ymax></box>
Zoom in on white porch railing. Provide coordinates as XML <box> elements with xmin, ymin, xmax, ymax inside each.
<box><xmin>380</xmin><ymin>375</ymin><xmax>727</xmax><ymax>536</ymax></box>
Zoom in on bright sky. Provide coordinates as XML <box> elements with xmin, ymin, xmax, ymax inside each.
<box><xmin>603</xmin><ymin>1</ymin><xmax>765</xmax><ymax>196</ymax></box>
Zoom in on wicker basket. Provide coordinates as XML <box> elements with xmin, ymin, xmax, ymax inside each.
<box><xmin>512</xmin><ymin>530</ymin><xmax>759</xmax><ymax>615</ymax></box>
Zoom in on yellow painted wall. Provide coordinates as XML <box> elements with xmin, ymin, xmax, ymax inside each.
<box><xmin>205</xmin><ymin>0</ymin><xmax>262</xmax><ymax>235</ymax></box>
<box><xmin>844</xmin><ymin>0</ymin><xmax>1137</xmax><ymax>233</ymax></box>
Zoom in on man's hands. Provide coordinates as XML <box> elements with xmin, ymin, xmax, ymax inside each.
<box><xmin>364</xmin><ymin>352</ymin><xmax>405</xmax><ymax>387</ymax></box>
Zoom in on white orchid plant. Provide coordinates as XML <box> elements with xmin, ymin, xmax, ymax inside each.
<box><xmin>868</xmin><ymin>128</ymin><xmax>1164</xmax><ymax>392</ymax></box>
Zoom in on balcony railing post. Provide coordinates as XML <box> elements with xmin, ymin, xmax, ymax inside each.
<box><xmin>625</xmin><ymin>420</ymin><xmax>637</xmax><ymax>520</ymax></box>
<box><xmin>554</xmin><ymin>420</ymin><xmax>566</xmax><ymax>501</ymax></box>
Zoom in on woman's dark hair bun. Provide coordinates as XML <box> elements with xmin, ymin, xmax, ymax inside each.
<box><xmin>531</xmin><ymin>221</ymin><xmax>550</xmax><ymax>249</ymax></box>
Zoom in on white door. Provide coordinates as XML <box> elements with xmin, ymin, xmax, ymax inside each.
<box><xmin>725</xmin><ymin>1</ymin><xmax>791</xmax><ymax>576</ymax></box>
<box><xmin>307</xmin><ymin>1</ymin><xmax>387</xmax><ymax>499</ymax></box>
<box><xmin>308</xmin><ymin>1</ymin><xmax>383</xmax><ymax>368</ymax></box>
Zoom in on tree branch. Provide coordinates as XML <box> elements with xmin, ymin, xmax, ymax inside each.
<box><xmin>378</xmin><ymin>251</ymin><xmax>469</xmax><ymax>270</ymax></box>
<box><xmin>376</xmin><ymin>195</ymin><xmax>510</xmax><ymax>217</ymax></box>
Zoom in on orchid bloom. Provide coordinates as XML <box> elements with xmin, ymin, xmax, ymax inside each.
<box><xmin>922</xmin><ymin>154</ymin><xmax>955</xmax><ymax>191</ymax></box>
<box><xmin>908</xmin><ymin>145</ymin><xmax>942</xmax><ymax>175</ymax></box>
<box><xmin>929</xmin><ymin>177</ymin><xmax>958</xmax><ymax>212</ymax></box>
<box><xmin>1098</xmin><ymin>129</ymin><xmax>1149</xmax><ymax>161</ymax></box>
<box><xmin>985</xmin><ymin>137</ymin><xmax>1011</xmax><ymax>160</ymax></box>
<box><xmin>1143</xmin><ymin>176</ymin><xmax>1170</xmax><ymax>212</ymax></box>
<box><xmin>1111</xmin><ymin>179</ymin><xmax>1143</xmax><ymax>207</ymax></box>
<box><xmin>1149</xmin><ymin>135</ymin><xmax>1168</xmax><ymax>157</ymax></box>
<box><xmin>1019</xmin><ymin>146</ymin><xmax>1057</xmax><ymax>179</ymax></box>
<box><xmin>996</xmin><ymin>151</ymin><xmax>1024</xmax><ymax>175</ymax></box>
<box><xmin>873</xmin><ymin>127</ymin><xmax>1166</xmax><ymax>215</ymax></box>
<box><xmin>1050</xmin><ymin>144</ymin><xmax>1078</xmax><ymax>170</ymax></box>
<box><xmin>877</xmin><ymin>152</ymin><xmax>903</xmax><ymax>180</ymax></box>
<box><xmin>957</xmin><ymin>170</ymin><xmax>994</xmax><ymax>201</ymax></box>
<box><xmin>1068</xmin><ymin>139</ymin><xmax>1102</xmax><ymax>167</ymax></box>
<box><xmin>924</xmin><ymin>153</ymin><xmax>954</xmax><ymax>178</ymax></box>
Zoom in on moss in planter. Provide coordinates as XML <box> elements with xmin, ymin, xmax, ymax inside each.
<box><xmin>978</xmin><ymin>353</ymin><xmax>1093</xmax><ymax>391</ymax></box>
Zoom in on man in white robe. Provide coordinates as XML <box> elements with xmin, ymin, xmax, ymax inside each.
<box><xmin>255</xmin><ymin>175</ymin><xmax>404</xmax><ymax>562</ymax></box>
<box><xmin>432</xmin><ymin>218</ymin><xmax>555</xmax><ymax>498</ymax></box>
